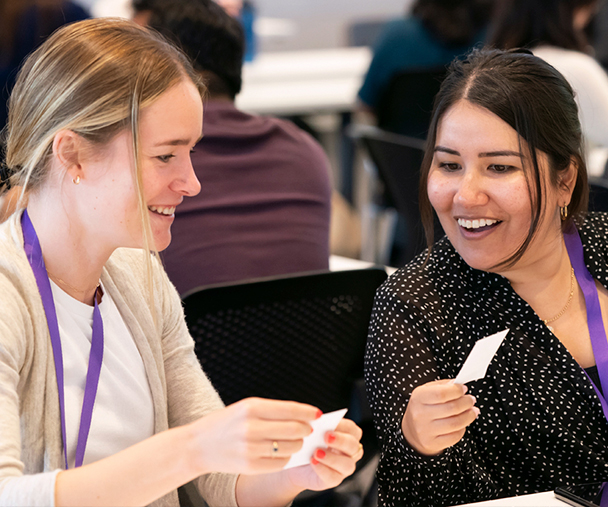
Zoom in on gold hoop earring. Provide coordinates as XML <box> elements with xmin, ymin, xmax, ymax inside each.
<box><xmin>560</xmin><ymin>204</ymin><xmax>568</xmax><ymax>221</ymax></box>
<box><xmin>72</xmin><ymin>176</ymin><xmax>80</xmax><ymax>185</ymax></box>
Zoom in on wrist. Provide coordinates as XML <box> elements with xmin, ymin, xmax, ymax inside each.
<box><xmin>236</xmin><ymin>471</ymin><xmax>305</xmax><ymax>507</ymax></box>
<box><xmin>181</xmin><ymin>422</ymin><xmax>212</xmax><ymax>477</ymax></box>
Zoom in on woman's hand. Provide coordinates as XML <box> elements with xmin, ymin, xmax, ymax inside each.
<box><xmin>401</xmin><ymin>379</ymin><xmax>478</xmax><ymax>456</ymax></box>
<box><xmin>285</xmin><ymin>417</ymin><xmax>364</xmax><ymax>492</ymax></box>
<box><xmin>187</xmin><ymin>397</ymin><xmax>319</xmax><ymax>476</ymax></box>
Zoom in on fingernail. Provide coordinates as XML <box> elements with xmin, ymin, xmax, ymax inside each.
<box><xmin>462</xmin><ymin>385</ymin><xmax>468</xmax><ymax>394</ymax></box>
<box><xmin>311</xmin><ymin>457</ymin><xmax>319</xmax><ymax>465</ymax></box>
<box><xmin>315</xmin><ymin>409</ymin><xmax>323</xmax><ymax>419</ymax></box>
<box><xmin>309</xmin><ymin>425</ymin><xmax>314</xmax><ymax>435</ymax></box>
<box><xmin>325</xmin><ymin>432</ymin><xmax>336</xmax><ymax>444</ymax></box>
<box><xmin>471</xmin><ymin>396</ymin><xmax>477</xmax><ymax>404</ymax></box>
<box><xmin>315</xmin><ymin>449</ymin><xmax>326</xmax><ymax>459</ymax></box>
<box><xmin>473</xmin><ymin>407</ymin><xmax>480</xmax><ymax>418</ymax></box>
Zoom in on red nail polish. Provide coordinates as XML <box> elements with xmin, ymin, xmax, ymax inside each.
<box><xmin>315</xmin><ymin>449</ymin><xmax>326</xmax><ymax>459</ymax></box>
<box><xmin>315</xmin><ymin>409</ymin><xmax>323</xmax><ymax>419</ymax></box>
<box><xmin>326</xmin><ymin>433</ymin><xmax>336</xmax><ymax>444</ymax></box>
<box><xmin>311</xmin><ymin>457</ymin><xmax>319</xmax><ymax>465</ymax></box>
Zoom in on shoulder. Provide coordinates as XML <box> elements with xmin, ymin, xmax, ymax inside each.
<box><xmin>534</xmin><ymin>46</ymin><xmax>606</xmax><ymax>78</ymax></box>
<box><xmin>204</xmin><ymin>102</ymin><xmax>328</xmax><ymax>161</ymax></box>
<box><xmin>577</xmin><ymin>212</ymin><xmax>608</xmax><ymax>269</ymax></box>
<box><xmin>377</xmin><ymin>16</ymin><xmax>427</xmax><ymax>43</ymax></box>
<box><xmin>375</xmin><ymin>237</ymin><xmax>469</xmax><ymax>308</ymax></box>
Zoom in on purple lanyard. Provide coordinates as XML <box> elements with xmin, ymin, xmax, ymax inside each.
<box><xmin>563</xmin><ymin>224</ymin><xmax>608</xmax><ymax>422</ymax></box>
<box><xmin>22</xmin><ymin>210</ymin><xmax>104</xmax><ymax>469</ymax></box>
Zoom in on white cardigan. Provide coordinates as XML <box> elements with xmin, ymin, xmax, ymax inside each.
<box><xmin>0</xmin><ymin>211</ymin><xmax>238</xmax><ymax>507</ymax></box>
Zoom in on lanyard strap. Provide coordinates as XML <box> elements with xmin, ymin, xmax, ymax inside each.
<box><xmin>22</xmin><ymin>210</ymin><xmax>104</xmax><ymax>469</ymax></box>
<box><xmin>564</xmin><ymin>224</ymin><xmax>608</xmax><ymax>421</ymax></box>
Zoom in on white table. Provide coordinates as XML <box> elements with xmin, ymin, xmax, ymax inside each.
<box><xmin>329</xmin><ymin>254</ymin><xmax>397</xmax><ymax>275</ymax></box>
<box><xmin>236</xmin><ymin>47</ymin><xmax>372</xmax><ymax>116</ymax></box>
<box><xmin>457</xmin><ymin>491</ymin><xmax>565</xmax><ymax>506</ymax></box>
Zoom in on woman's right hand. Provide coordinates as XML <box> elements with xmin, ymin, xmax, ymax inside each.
<box><xmin>401</xmin><ymin>379</ymin><xmax>479</xmax><ymax>456</ymax></box>
<box><xmin>187</xmin><ymin>397</ymin><xmax>320</xmax><ymax>476</ymax></box>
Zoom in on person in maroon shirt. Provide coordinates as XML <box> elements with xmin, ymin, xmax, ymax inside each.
<box><xmin>141</xmin><ymin>0</ymin><xmax>333</xmax><ymax>295</ymax></box>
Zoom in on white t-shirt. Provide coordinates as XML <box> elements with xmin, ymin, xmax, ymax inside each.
<box><xmin>50</xmin><ymin>280</ymin><xmax>155</xmax><ymax>468</ymax></box>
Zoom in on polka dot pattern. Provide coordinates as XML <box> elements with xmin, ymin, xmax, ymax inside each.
<box><xmin>364</xmin><ymin>213</ymin><xmax>608</xmax><ymax>507</ymax></box>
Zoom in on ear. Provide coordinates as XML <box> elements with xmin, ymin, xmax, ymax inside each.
<box><xmin>51</xmin><ymin>130</ymin><xmax>84</xmax><ymax>183</ymax></box>
<box><xmin>558</xmin><ymin>157</ymin><xmax>578</xmax><ymax>206</ymax></box>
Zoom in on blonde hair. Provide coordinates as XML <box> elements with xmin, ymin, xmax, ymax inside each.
<box><xmin>5</xmin><ymin>17</ymin><xmax>205</xmax><ymax>310</ymax></box>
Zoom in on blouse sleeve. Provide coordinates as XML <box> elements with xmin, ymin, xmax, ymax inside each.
<box><xmin>364</xmin><ymin>284</ymin><xmax>495</xmax><ymax>507</ymax></box>
<box><xmin>156</xmin><ymin>268</ymin><xmax>239</xmax><ymax>507</ymax></box>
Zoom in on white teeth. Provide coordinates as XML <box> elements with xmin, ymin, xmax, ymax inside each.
<box><xmin>458</xmin><ymin>218</ymin><xmax>498</xmax><ymax>229</ymax></box>
<box><xmin>148</xmin><ymin>205</ymin><xmax>176</xmax><ymax>216</ymax></box>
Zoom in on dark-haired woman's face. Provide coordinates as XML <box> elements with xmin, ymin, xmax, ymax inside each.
<box><xmin>427</xmin><ymin>100</ymin><xmax>568</xmax><ymax>275</ymax></box>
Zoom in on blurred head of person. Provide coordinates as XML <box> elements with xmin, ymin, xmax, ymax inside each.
<box><xmin>143</xmin><ymin>0</ymin><xmax>245</xmax><ymax>101</ymax></box>
<box><xmin>488</xmin><ymin>0</ymin><xmax>600</xmax><ymax>51</ymax></box>
<box><xmin>411</xmin><ymin>0</ymin><xmax>494</xmax><ymax>46</ymax></box>
<box><xmin>419</xmin><ymin>48</ymin><xmax>588</xmax><ymax>272</ymax></box>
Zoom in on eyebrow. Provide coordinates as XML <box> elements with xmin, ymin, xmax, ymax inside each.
<box><xmin>434</xmin><ymin>146</ymin><xmax>523</xmax><ymax>158</ymax></box>
<box><xmin>153</xmin><ymin>136</ymin><xmax>202</xmax><ymax>147</ymax></box>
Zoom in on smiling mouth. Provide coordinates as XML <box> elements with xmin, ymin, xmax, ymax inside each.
<box><xmin>148</xmin><ymin>205</ymin><xmax>176</xmax><ymax>216</ymax></box>
<box><xmin>457</xmin><ymin>218</ymin><xmax>501</xmax><ymax>232</ymax></box>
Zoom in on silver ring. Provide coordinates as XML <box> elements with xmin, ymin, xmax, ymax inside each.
<box><xmin>272</xmin><ymin>440</ymin><xmax>279</xmax><ymax>457</ymax></box>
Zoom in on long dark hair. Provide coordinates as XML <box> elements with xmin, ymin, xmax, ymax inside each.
<box><xmin>419</xmin><ymin>48</ymin><xmax>588</xmax><ymax>269</ymax></box>
<box><xmin>488</xmin><ymin>0</ymin><xmax>598</xmax><ymax>51</ymax></box>
<box><xmin>412</xmin><ymin>0</ymin><xmax>493</xmax><ymax>46</ymax></box>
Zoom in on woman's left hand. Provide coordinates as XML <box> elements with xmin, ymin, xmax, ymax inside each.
<box><xmin>285</xmin><ymin>418</ymin><xmax>364</xmax><ymax>491</ymax></box>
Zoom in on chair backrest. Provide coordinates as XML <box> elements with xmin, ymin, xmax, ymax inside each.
<box><xmin>589</xmin><ymin>177</ymin><xmax>608</xmax><ymax>212</ymax></box>
<box><xmin>376</xmin><ymin>66</ymin><xmax>446</xmax><ymax>139</ymax></box>
<box><xmin>353</xmin><ymin>125</ymin><xmax>443</xmax><ymax>263</ymax></box>
<box><xmin>182</xmin><ymin>268</ymin><xmax>388</xmax><ymax>414</ymax></box>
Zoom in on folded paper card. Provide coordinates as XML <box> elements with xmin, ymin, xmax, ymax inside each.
<box><xmin>284</xmin><ymin>408</ymin><xmax>348</xmax><ymax>469</ymax></box>
<box><xmin>453</xmin><ymin>329</ymin><xmax>509</xmax><ymax>384</ymax></box>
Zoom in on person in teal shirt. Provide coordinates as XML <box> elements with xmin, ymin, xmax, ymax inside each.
<box><xmin>358</xmin><ymin>0</ymin><xmax>492</xmax><ymax>113</ymax></box>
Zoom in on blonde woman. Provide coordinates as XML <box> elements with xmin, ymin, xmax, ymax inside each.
<box><xmin>0</xmin><ymin>18</ymin><xmax>363</xmax><ymax>507</ymax></box>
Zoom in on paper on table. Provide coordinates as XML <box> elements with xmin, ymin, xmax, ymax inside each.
<box><xmin>453</xmin><ymin>329</ymin><xmax>509</xmax><ymax>384</ymax></box>
<box><xmin>284</xmin><ymin>408</ymin><xmax>348</xmax><ymax>469</ymax></box>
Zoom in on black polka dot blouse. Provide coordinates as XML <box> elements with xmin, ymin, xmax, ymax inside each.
<box><xmin>365</xmin><ymin>212</ymin><xmax>608</xmax><ymax>507</ymax></box>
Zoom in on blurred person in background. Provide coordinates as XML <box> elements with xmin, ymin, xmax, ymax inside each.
<box><xmin>0</xmin><ymin>0</ymin><xmax>89</xmax><ymax>135</ymax></box>
<box><xmin>357</xmin><ymin>0</ymin><xmax>493</xmax><ymax>131</ymax></box>
<box><xmin>488</xmin><ymin>0</ymin><xmax>608</xmax><ymax>177</ymax></box>
<box><xmin>136</xmin><ymin>0</ymin><xmax>334</xmax><ymax>294</ymax></box>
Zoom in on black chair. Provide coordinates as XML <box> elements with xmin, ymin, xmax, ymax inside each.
<box><xmin>183</xmin><ymin>268</ymin><xmax>387</xmax><ymax>412</ymax></box>
<box><xmin>376</xmin><ymin>66</ymin><xmax>446</xmax><ymax>139</ymax></box>
<box><xmin>351</xmin><ymin>124</ymin><xmax>444</xmax><ymax>265</ymax></box>
<box><xmin>589</xmin><ymin>177</ymin><xmax>608</xmax><ymax>212</ymax></box>
<box><xmin>182</xmin><ymin>268</ymin><xmax>388</xmax><ymax>506</ymax></box>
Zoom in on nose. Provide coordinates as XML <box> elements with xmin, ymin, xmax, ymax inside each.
<box><xmin>454</xmin><ymin>169</ymin><xmax>489</xmax><ymax>208</ymax></box>
<box><xmin>173</xmin><ymin>157</ymin><xmax>201</xmax><ymax>197</ymax></box>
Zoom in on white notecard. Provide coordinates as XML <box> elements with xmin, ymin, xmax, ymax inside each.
<box><xmin>453</xmin><ymin>329</ymin><xmax>509</xmax><ymax>384</ymax></box>
<box><xmin>283</xmin><ymin>408</ymin><xmax>348</xmax><ymax>469</ymax></box>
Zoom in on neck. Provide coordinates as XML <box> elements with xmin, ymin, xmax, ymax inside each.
<box><xmin>502</xmin><ymin>229</ymin><xmax>574</xmax><ymax>318</ymax></box>
<box><xmin>26</xmin><ymin>192</ymin><xmax>113</xmax><ymax>306</ymax></box>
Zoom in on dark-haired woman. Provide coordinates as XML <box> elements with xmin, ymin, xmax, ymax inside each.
<box><xmin>489</xmin><ymin>0</ymin><xmax>608</xmax><ymax>177</ymax></box>
<box><xmin>357</xmin><ymin>0</ymin><xmax>492</xmax><ymax>118</ymax></box>
<box><xmin>365</xmin><ymin>48</ymin><xmax>608</xmax><ymax>507</ymax></box>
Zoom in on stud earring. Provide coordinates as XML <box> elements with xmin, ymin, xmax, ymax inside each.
<box><xmin>72</xmin><ymin>176</ymin><xmax>80</xmax><ymax>185</ymax></box>
<box><xmin>560</xmin><ymin>204</ymin><xmax>568</xmax><ymax>221</ymax></box>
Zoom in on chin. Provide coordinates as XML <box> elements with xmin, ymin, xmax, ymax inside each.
<box><xmin>153</xmin><ymin>232</ymin><xmax>172</xmax><ymax>252</ymax></box>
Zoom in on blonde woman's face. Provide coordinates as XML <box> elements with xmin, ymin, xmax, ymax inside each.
<box><xmin>82</xmin><ymin>80</ymin><xmax>203</xmax><ymax>252</ymax></box>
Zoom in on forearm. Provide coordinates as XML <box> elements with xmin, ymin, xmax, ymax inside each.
<box><xmin>55</xmin><ymin>424</ymin><xmax>199</xmax><ymax>507</ymax></box>
<box><xmin>235</xmin><ymin>471</ymin><xmax>303</xmax><ymax>507</ymax></box>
